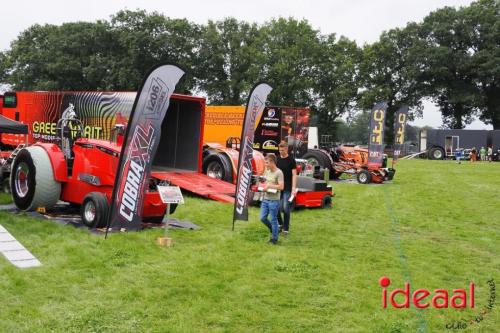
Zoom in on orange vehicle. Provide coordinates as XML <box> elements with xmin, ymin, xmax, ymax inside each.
<box><xmin>202</xmin><ymin>105</ymin><xmax>310</xmax><ymax>183</ymax></box>
<box><xmin>302</xmin><ymin>145</ymin><xmax>395</xmax><ymax>184</ymax></box>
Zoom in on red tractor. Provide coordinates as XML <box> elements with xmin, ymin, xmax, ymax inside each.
<box><xmin>10</xmin><ymin>113</ymin><xmax>172</xmax><ymax>228</ymax></box>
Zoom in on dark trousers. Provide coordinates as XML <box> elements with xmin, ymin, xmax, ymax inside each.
<box><xmin>277</xmin><ymin>190</ymin><xmax>292</xmax><ymax>232</ymax></box>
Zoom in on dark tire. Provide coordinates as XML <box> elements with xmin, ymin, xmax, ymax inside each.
<box><xmin>3</xmin><ymin>178</ymin><xmax>10</xmax><ymax>194</ymax></box>
<box><xmin>11</xmin><ymin>146</ymin><xmax>61</xmax><ymax>211</ymax></box>
<box><xmin>303</xmin><ymin>150</ymin><xmax>332</xmax><ymax>171</ymax></box>
<box><xmin>168</xmin><ymin>203</ymin><xmax>177</xmax><ymax>215</ymax></box>
<box><xmin>428</xmin><ymin>147</ymin><xmax>445</xmax><ymax>160</ymax></box>
<box><xmin>144</xmin><ymin>216</ymin><xmax>164</xmax><ymax>223</ymax></box>
<box><xmin>331</xmin><ymin>172</ymin><xmax>342</xmax><ymax>180</ymax></box>
<box><xmin>321</xmin><ymin>195</ymin><xmax>332</xmax><ymax>209</ymax></box>
<box><xmin>81</xmin><ymin>192</ymin><xmax>109</xmax><ymax>228</ymax></box>
<box><xmin>202</xmin><ymin>152</ymin><xmax>233</xmax><ymax>182</ymax></box>
<box><xmin>356</xmin><ymin>170</ymin><xmax>372</xmax><ymax>184</ymax></box>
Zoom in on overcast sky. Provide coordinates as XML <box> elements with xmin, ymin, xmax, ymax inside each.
<box><xmin>0</xmin><ymin>0</ymin><xmax>492</xmax><ymax>129</ymax></box>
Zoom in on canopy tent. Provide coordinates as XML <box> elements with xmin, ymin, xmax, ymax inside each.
<box><xmin>0</xmin><ymin>114</ymin><xmax>28</xmax><ymax>134</ymax></box>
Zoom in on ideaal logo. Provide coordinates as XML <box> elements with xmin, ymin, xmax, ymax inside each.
<box><xmin>379</xmin><ymin>276</ymin><xmax>475</xmax><ymax>309</ymax></box>
<box><xmin>379</xmin><ymin>277</ymin><xmax>496</xmax><ymax>330</ymax></box>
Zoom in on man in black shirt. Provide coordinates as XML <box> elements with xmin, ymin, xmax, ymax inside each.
<box><xmin>276</xmin><ymin>141</ymin><xmax>297</xmax><ymax>235</ymax></box>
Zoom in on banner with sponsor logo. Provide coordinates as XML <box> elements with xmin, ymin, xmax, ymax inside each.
<box><xmin>253</xmin><ymin>106</ymin><xmax>282</xmax><ymax>152</ymax></box>
<box><xmin>233</xmin><ymin>83</ymin><xmax>272</xmax><ymax>225</ymax></box>
<box><xmin>393</xmin><ymin>105</ymin><xmax>409</xmax><ymax>163</ymax></box>
<box><xmin>368</xmin><ymin>102</ymin><xmax>388</xmax><ymax>167</ymax></box>
<box><xmin>106</xmin><ymin>64</ymin><xmax>185</xmax><ymax>232</ymax></box>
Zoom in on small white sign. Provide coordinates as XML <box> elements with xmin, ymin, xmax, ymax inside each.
<box><xmin>157</xmin><ymin>186</ymin><xmax>184</xmax><ymax>204</ymax></box>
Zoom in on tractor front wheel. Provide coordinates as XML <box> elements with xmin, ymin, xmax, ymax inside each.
<box><xmin>81</xmin><ymin>192</ymin><xmax>109</xmax><ymax>228</ymax></box>
<box><xmin>356</xmin><ymin>170</ymin><xmax>372</xmax><ymax>184</ymax></box>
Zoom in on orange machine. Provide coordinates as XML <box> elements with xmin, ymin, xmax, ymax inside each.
<box><xmin>202</xmin><ymin>105</ymin><xmax>310</xmax><ymax>184</ymax></box>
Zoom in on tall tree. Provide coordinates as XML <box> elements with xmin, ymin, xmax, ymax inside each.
<box><xmin>109</xmin><ymin>10</ymin><xmax>199</xmax><ymax>92</ymax></box>
<box><xmin>419</xmin><ymin>5</ymin><xmax>481</xmax><ymax>129</ymax></box>
<box><xmin>197</xmin><ymin>18</ymin><xmax>263</xmax><ymax>104</ymax></box>
<box><xmin>260</xmin><ymin>18</ymin><xmax>319</xmax><ymax>106</ymax></box>
<box><xmin>0</xmin><ymin>51</ymin><xmax>8</xmax><ymax>91</ymax></box>
<box><xmin>312</xmin><ymin>35</ymin><xmax>362</xmax><ymax>137</ymax></box>
<box><xmin>5</xmin><ymin>21</ymin><xmax>116</xmax><ymax>90</ymax></box>
<box><xmin>359</xmin><ymin>23</ymin><xmax>426</xmax><ymax>143</ymax></box>
<box><xmin>465</xmin><ymin>0</ymin><xmax>500</xmax><ymax>129</ymax></box>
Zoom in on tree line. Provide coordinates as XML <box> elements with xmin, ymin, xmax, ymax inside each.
<box><xmin>0</xmin><ymin>0</ymin><xmax>498</xmax><ymax>143</ymax></box>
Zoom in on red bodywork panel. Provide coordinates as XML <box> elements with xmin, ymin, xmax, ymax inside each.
<box><xmin>295</xmin><ymin>190</ymin><xmax>332</xmax><ymax>208</ymax></box>
<box><xmin>369</xmin><ymin>172</ymin><xmax>385</xmax><ymax>184</ymax></box>
<box><xmin>251</xmin><ymin>183</ymin><xmax>333</xmax><ymax>209</ymax></box>
<box><xmin>34</xmin><ymin>140</ymin><xmax>169</xmax><ymax>218</ymax></box>
<box><xmin>151</xmin><ymin>171</ymin><xmax>236</xmax><ymax>203</ymax></box>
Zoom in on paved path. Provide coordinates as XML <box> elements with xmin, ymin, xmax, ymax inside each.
<box><xmin>0</xmin><ymin>224</ymin><xmax>41</xmax><ymax>268</ymax></box>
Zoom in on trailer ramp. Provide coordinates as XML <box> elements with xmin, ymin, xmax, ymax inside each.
<box><xmin>401</xmin><ymin>150</ymin><xmax>428</xmax><ymax>159</ymax></box>
<box><xmin>151</xmin><ymin>171</ymin><xmax>235</xmax><ymax>203</ymax></box>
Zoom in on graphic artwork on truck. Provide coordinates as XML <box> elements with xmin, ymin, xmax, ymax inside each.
<box><xmin>7</xmin><ymin>92</ymin><xmax>136</xmax><ymax>145</ymax></box>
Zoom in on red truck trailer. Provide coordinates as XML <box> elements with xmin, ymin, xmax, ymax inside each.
<box><xmin>0</xmin><ymin>91</ymin><xmax>237</xmax><ymax>204</ymax></box>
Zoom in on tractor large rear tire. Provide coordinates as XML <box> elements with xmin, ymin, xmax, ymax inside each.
<box><xmin>11</xmin><ymin>146</ymin><xmax>61</xmax><ymax>211</ymax></box>
<box><xmin>202</xmin><ymin>152</ymin><xmax>233</xmax><ymax>182</ymax></box>
<box><xmin>302</xmin><ymin>150</ymin><xmax>331</xmax><ymax>173</ymax></box>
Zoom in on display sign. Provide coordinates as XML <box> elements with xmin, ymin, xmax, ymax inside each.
<box><xmin>393</xmin><ymin>105</ymin><xmax>409</xmax><ymax>163</ymax></box>
<box><xmin>3</xmin><ymin>93</ymin><xmax>17</xmax><ymax>108</ymax></box>
<box><xmin>233</xmin><ymin>82</ymin><xmax>273</xmax><ymax>223</ymax></box>
<box><xmin>253</xmin><ymin>107</ymin><xmax>281</xmax><ymax>151</ymax></box>
<box><xmin>157</xmin><ymin>186</ymin><xmax>184</xmax><ymax>204</ymax></box>
<box><xmin>368</xmin><ymin>102</ymin><xmax>388</xmax><ymax>167</ymax></box>
<box><xmin>106</xmin><ymin>64</ymin><xmax>184</xmax><ymax>232</ymax></box>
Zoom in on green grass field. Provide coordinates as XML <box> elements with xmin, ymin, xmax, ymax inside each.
<box><xmin>0</xmin><ymin>159</ymin><xmax>498</xmax><ymax>332</ymax></box>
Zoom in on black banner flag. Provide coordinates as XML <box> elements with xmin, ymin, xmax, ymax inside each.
<box><xmin>106</xmin><ymin>64</ymin><xmax>184</xmax><ymax>233</ymax></box>
<box><xmin>233</xmin><ymin>83</ymin><xmax>272</xmax><ymax>226</ymax></box>
<box><xmin>393</xmin><ymin>105</ymin><xmax>409</xmax><ymax>163</ymax></box>
<box><xmin>368</xmin><ymin>102</ymin><xmax>388</xmax><ymax>167</ymax></box>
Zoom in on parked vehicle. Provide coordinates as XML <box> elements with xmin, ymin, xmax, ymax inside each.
<box><xmin>302</xmin><ymin>145</ymin><xmax>395</xmax><ymax>184</ymax></box>
<box><xmin>202</xmin><ymin>105</ymin><xmax>310</xmax><ymax>183</ymax></box>
<box><xmin>1</xmin><ymin>91</ymin><xmax>239</xmax><ymax>204</ymax></box>
<box><xmin>419</xmin><ymin>129</ymin><xmax>500</xmax><ymax>160</ymax></box>
<box><xmin>10</xmin><ymin>114</ymin><xmax>174</xmax><ymax>228</ymax></box>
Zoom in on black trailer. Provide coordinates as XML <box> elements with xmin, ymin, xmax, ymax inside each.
<box><xmin>488</xmin><ymin>130</ymin><xmax>500</xmax><ymax>161</ymax></box>
<box><xmin>420</xmin><ymin>129</ymin><xmax>490</xmax><ymax>160</ymax></box>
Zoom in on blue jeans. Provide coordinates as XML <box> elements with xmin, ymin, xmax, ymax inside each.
<box><xmin>277</xmin><ymin>191</ymin><xmax>292</xmax><ymax>232</ymax></box>
<box><xmin>260</xmin><ymin>199</ymin><xmax>280</xmax><ymax>241</ymax></box>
